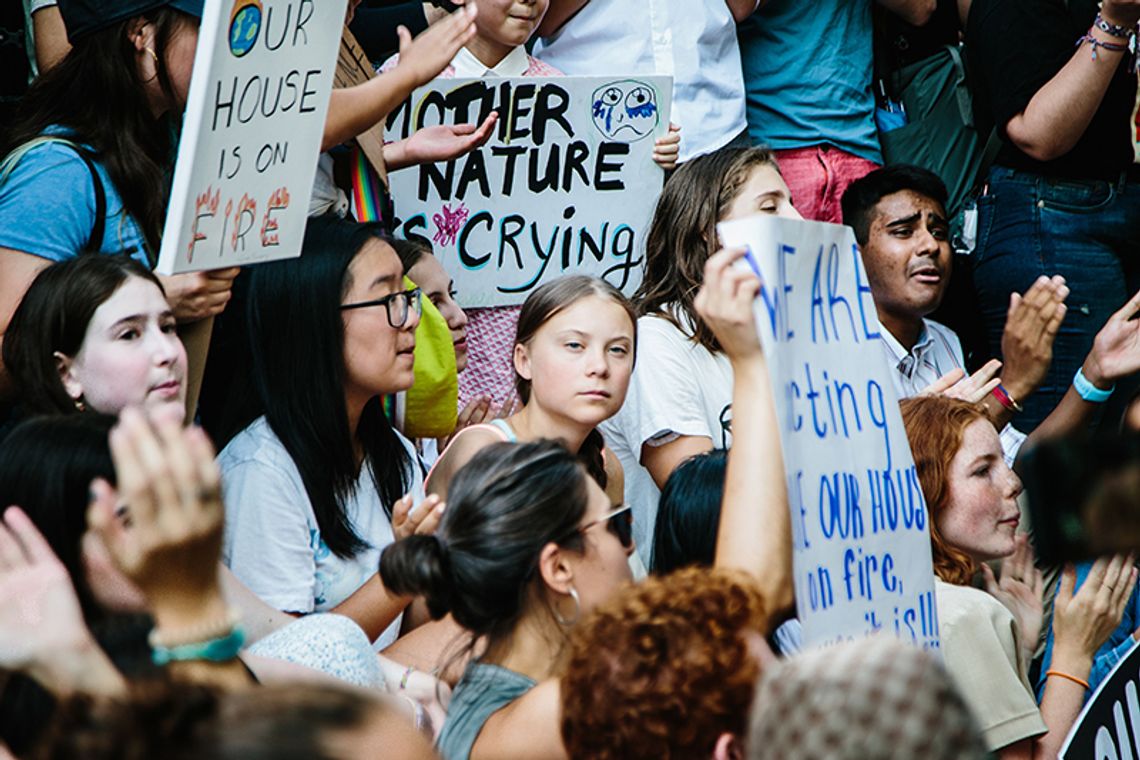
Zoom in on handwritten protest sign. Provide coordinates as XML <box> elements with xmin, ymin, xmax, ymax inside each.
<box><xmin>1061</xmin><ymin>639</ymin><xmax>1140</xmax><ymax>759</ymax></box>
<box><xmin>157</xmin><ymin>0</ymin><xmax>347</xmax><ymax>274</ymax></box>
<box><xmin>717</xmin><ymin>216</ymin><xmax>940</xmax><ymax>649</ymax></box>
<box><xmin>385</xmin><ymin>75</ymin><xmax>672</xmax><ymax>306</ymax></box>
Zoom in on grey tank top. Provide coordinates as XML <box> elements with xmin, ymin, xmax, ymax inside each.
<box><xmin>436</xmin><ymin>661</ymin><xmax>536</xmax><ymax>760</ymax></box>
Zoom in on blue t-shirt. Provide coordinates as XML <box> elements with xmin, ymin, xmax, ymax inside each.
<box><xmin>737</xmin><ymin>0</ymin><xmax>882</xmax><ymax>163</ymax></box>
<box><xmin>0</xmin><ymin>139</ymin><xmax>151</xmax><ymax>264</ymax></box>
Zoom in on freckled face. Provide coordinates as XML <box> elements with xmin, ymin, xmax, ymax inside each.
<box><xmin>938</xmin><ymin>420</ymin><xmax>1023</xmax><ymax>563</ymax></box>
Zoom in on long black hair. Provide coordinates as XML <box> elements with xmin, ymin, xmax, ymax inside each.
<box><xmin>244</xmin><ymin>215</ymin><xmax>414</xmax><ymax>559</ymax></box>
<box><xmin>650</xmin><ymin>449</ymin><xmax>727</xmax><ymax>574</ymax></box>
<box><xmin>4</xmin><ymin>8</ymin><xmax>195</xmax><ymax>256</ymax></box>
<box><xmin>3</xmin><ymin>254</ymin><xmax>166</xmax><ymax>416</ymax></box>
<box><xmin>381</xmin><ymin>441</ymin><xmax>590</xmax><ymax>650</ymax></box>
<box><xmin>0</xmin><ymin>414</ymin><xmax>155</xmax><ymax>756</ymax></box>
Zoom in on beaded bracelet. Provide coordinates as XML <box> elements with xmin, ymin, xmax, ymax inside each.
<box><xmin>152</xmin><ymin>625</ymin><xmax>246</xmax><ymax>666</ymax></box>
<box><xmin>1077</xmin><ymin>31</ymin><xmax>1131</xmax><ymax>61</ymax></box>
<box><xmin>148</xmin><ymin>607</ymin><xmax>243</xmax><ymax>649</ymax></box>
<box><xmin>1094</xmin><ymin>11</ymin><xmax>1136</xmax><ymax>39</ymax></box>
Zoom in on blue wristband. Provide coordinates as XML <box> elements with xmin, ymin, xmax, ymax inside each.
<box><xmin>151</xmin><ymin>625</ymin><xmax>246</xmax><ymax>666</ymax></box>
<box><xmin>1073</xmin><ymin>367</ymin><xmax>1115</xmax><ymax>403</ymax></box>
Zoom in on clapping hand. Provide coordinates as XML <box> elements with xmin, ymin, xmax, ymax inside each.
<box><xmin>1083</xmin><ymin>289</ymin><xmax>1140</xmax><ymax>390</ymax></box>
<box><xmin>922</xmin><ymin>359</ymin><xmax>1002</xmax><ymax>403</ymax></box>
<box><xmin>999</xmin><ymin>275</ymin><xmax>1068</xmax><ymax>401</ymax></box>
<box><xmin>1052</xmin><ymin>554</ymin><xmax>1138</xmax><ymax>669</ymax></box>
<box><xmin>982</xmin><ymin>534</ymin><xmax>1044</xmax><ymax>666</ymax></box>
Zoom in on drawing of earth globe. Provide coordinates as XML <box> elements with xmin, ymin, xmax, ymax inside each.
<box><xmin>229</xmin><ymin>0</ymin><xmax>262</xmax><ymax>58</ymax></box>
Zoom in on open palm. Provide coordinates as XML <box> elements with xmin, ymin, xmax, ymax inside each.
<box><xmin>1088</xmin><ymin>289</ymin><xmax>1140</xmax><ymax>383</ymax></box>
<box><xmin>0</xmin><ymin>507</ymin><xmax>89</xmax><ymax>672</ymax></box>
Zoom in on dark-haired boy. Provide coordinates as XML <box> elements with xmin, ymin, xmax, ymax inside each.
<box><xmin>843</xmin><ymin>165</ymin><xmax>1140</xmax><ymax>463</ymax></box>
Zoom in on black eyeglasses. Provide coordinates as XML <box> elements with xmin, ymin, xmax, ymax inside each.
<box><xmin>340</xmin><ymin>288</ymin><xmax>422</xmax><ymax>328</ymax></box>
<box><xmin>565</xmin><ymin>504</ymin><xmax>634</xmax><ymax>549</ymax></box>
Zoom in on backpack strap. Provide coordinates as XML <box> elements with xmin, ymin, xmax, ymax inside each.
<box><xmin>0</xmin><ymin>136</ymin><xmax>107</xmax><ymax>254</ymax></box>
<box><xmin>73</xmin><ymin>149</ymin><xmax>106</xmax><ymax>253</ymax></box>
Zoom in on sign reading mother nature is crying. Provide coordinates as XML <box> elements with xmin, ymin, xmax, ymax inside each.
<box><xmin>386</xmin><ymin>75</ymin><xmax>673</xmax><ymax>306</ymax></box>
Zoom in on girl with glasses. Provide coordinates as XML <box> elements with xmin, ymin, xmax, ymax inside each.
<box><xmin>218</xmin><ymin>215</ymin><xmax>440</xmax><ymax>650</ymax></box>
<box><xmin>381</xmin><ymin>440</ymin><xmax>637</xmax><ymax>760</ymax></box>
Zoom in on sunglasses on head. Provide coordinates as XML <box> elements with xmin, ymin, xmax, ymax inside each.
<box><xmin>569</xmin><ymin>504</ymin><xmax>634</xmax><ymax>549</ymax></box>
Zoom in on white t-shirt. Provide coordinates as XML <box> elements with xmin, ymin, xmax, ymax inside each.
<box><xmin>532</xmin><ymin>0</ymin><xmax>748</xmax><ymax>162</ymax></box>
<box><xmin>219</xmin><ymin>417</ymin><xmax>424</xmax><ymax>649</ymax></box>
<box><xmin>601</xmin><ymin>314</ymin><xmax>733</xmax><ymax>563</ymax></box>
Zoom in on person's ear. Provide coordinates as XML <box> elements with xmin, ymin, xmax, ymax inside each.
<box><xmin>712</xmin><ymin>733</ymin><xmax>744</xmax><ymax>760</ymax></box>
<box><xmin>126</xmin><ymin>16</ymin><xmax>154</xmax><ymax>53</ymax></box>
<box><xmin>536</xmin><ymin>541</ymin><xmax>575</xmax><ymax>596</ymax></box>
<box><xmin>55</xmin><ymin>351</ymin><xmax>85</xmax><ymax>404</ymax></box>
<box><xmin>513</xmin><ymin>343</ymin><xmax>532</xmax><ymax>384</ymax></box>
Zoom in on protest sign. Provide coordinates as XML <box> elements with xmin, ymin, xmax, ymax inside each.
<box><xmin>385</xmin><ymin>75</ymin><xmax>672</xmax><ymax>306</ymax></box>
<box><xmin>157</xmin><ymin>0</ymin><xmax>348</xmax><ymax>274</ymax></box>
<box><xmin>1061</xmin><ymin>639</ymin><xmax>1140</xmax><ymax>759</ymax></box>
<box><xmin>717</xmin><ymin>216</ymin><xmax>940</xmax><ymax>649</ymax></box>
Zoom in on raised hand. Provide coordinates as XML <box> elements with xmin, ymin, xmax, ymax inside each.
<box><xmin>401</xmin><ymin>113</ymin><xmax>498</xmax><ymax>165</ymax></box>
<box><xmin>391</xmin><ymin>493</ymin><xmax>445</xmax><ymax>542</ymax></box>
<box><xmin>981</xmin><ymin>534</ymin><xmax>1044</xmax><ymax>666</ymax></box>
<box><xmin>0</xmin><ymin>507</ymin><xmax>124</xmax><ymax>696</ymax></box>
<box><xmin>1052</xmin><ymin>554</ymin><xmax>1138</xmax><ymax>667</ymax></box>
<box><xmin>1082</xmin><ymin>289</ymin><xmax>1140</xmax><ymax>389</ymax></box>
<box><xmin>923</xmin><ymin>359</ymin><xmax>1002</xmax><ymax>403</ymax></box>
<box><xmin>394</xmin><ymin>3</ymin><xmax>479</xmax><ymax>87</ymax></box>
<box><xmin>87</xmin><ymin>406</ymin><xmax>226</xmax><ymax>631</ymax></box>
<box><xmin>1000</xmin><ymin>275</ymin><xmax>1068</xmax><ymax>402</ymax></box>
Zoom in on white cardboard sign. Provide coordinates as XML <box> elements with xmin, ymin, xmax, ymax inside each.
<box><xmin>157</xmin><ymin>0</ymin><xmax>347</xmax><ymax>274</ymax></box>
<box><xmin>718</xmin><ymin>215</ymin><xmax>941</xmax><ymax>650</ymax></box>
<box><xmin>385</xmin><ymin>75</ymin><xmax>672</xmax><ymax>307</ymax></box>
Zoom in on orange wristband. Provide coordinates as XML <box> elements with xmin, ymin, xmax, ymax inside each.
<box><xmin>1046</xmin><ymin>670</ymin><xmax>1090</xmax><ymax>690</ymax></box>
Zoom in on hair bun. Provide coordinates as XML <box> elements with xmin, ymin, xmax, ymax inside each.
<box><xmin>379</xmin><ymin>534</ymin><xmax>453</xmax><ymax>619</ymax></box>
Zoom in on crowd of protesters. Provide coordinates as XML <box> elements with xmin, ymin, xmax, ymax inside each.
<box><xmin>1</xmin><ymin>0</ymin><xmax>1139</xmax><ymax>757</ymax></box>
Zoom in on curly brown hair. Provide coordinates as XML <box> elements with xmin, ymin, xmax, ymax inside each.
<box><xmin>899</xmin><ymin>395</ymin><xmax>989</xmax><ymax>585</ymax></box>
<box><xmin>560</xmin><ymin>567</ymin><xmax>767</xmax><ymax>759</ymax></box>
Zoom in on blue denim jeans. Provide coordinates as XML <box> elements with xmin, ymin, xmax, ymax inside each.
<box><xmin>972</xmin><ymin>166</ymin><xmax>1140</xmax><ymax>432</ymax></box>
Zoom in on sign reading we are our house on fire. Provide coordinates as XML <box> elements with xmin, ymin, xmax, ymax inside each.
<box><xmin>158</xmin><ymin>0</ymin><xmax>346</xmax><ymax>274</ymax></box>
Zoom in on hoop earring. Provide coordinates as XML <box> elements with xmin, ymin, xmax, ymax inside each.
<box><xmin>145</xmin><ymin>47</ymin><xmax>159</xmax><ymax>63</ymax></box>
<box><xmin>553</xmin><ymin>586</ymin><xmax>580</xmax><ymax>627</ymax></box>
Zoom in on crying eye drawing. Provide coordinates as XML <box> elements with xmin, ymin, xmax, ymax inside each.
<box><xmin>590</xmin><ymin>80</ymin><xmax>660</xmax><ymax>143</ymax></box>
<box><xmin>624</xmin><ymin>86</ymin><xmax>656</xmax><ymax>118</ymax></box>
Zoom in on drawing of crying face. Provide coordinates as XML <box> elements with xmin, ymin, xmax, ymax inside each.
<box><xmin>591</xmin><ymin>81</ymin><xmax>659</xmax><ymax>142</ymax></box>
